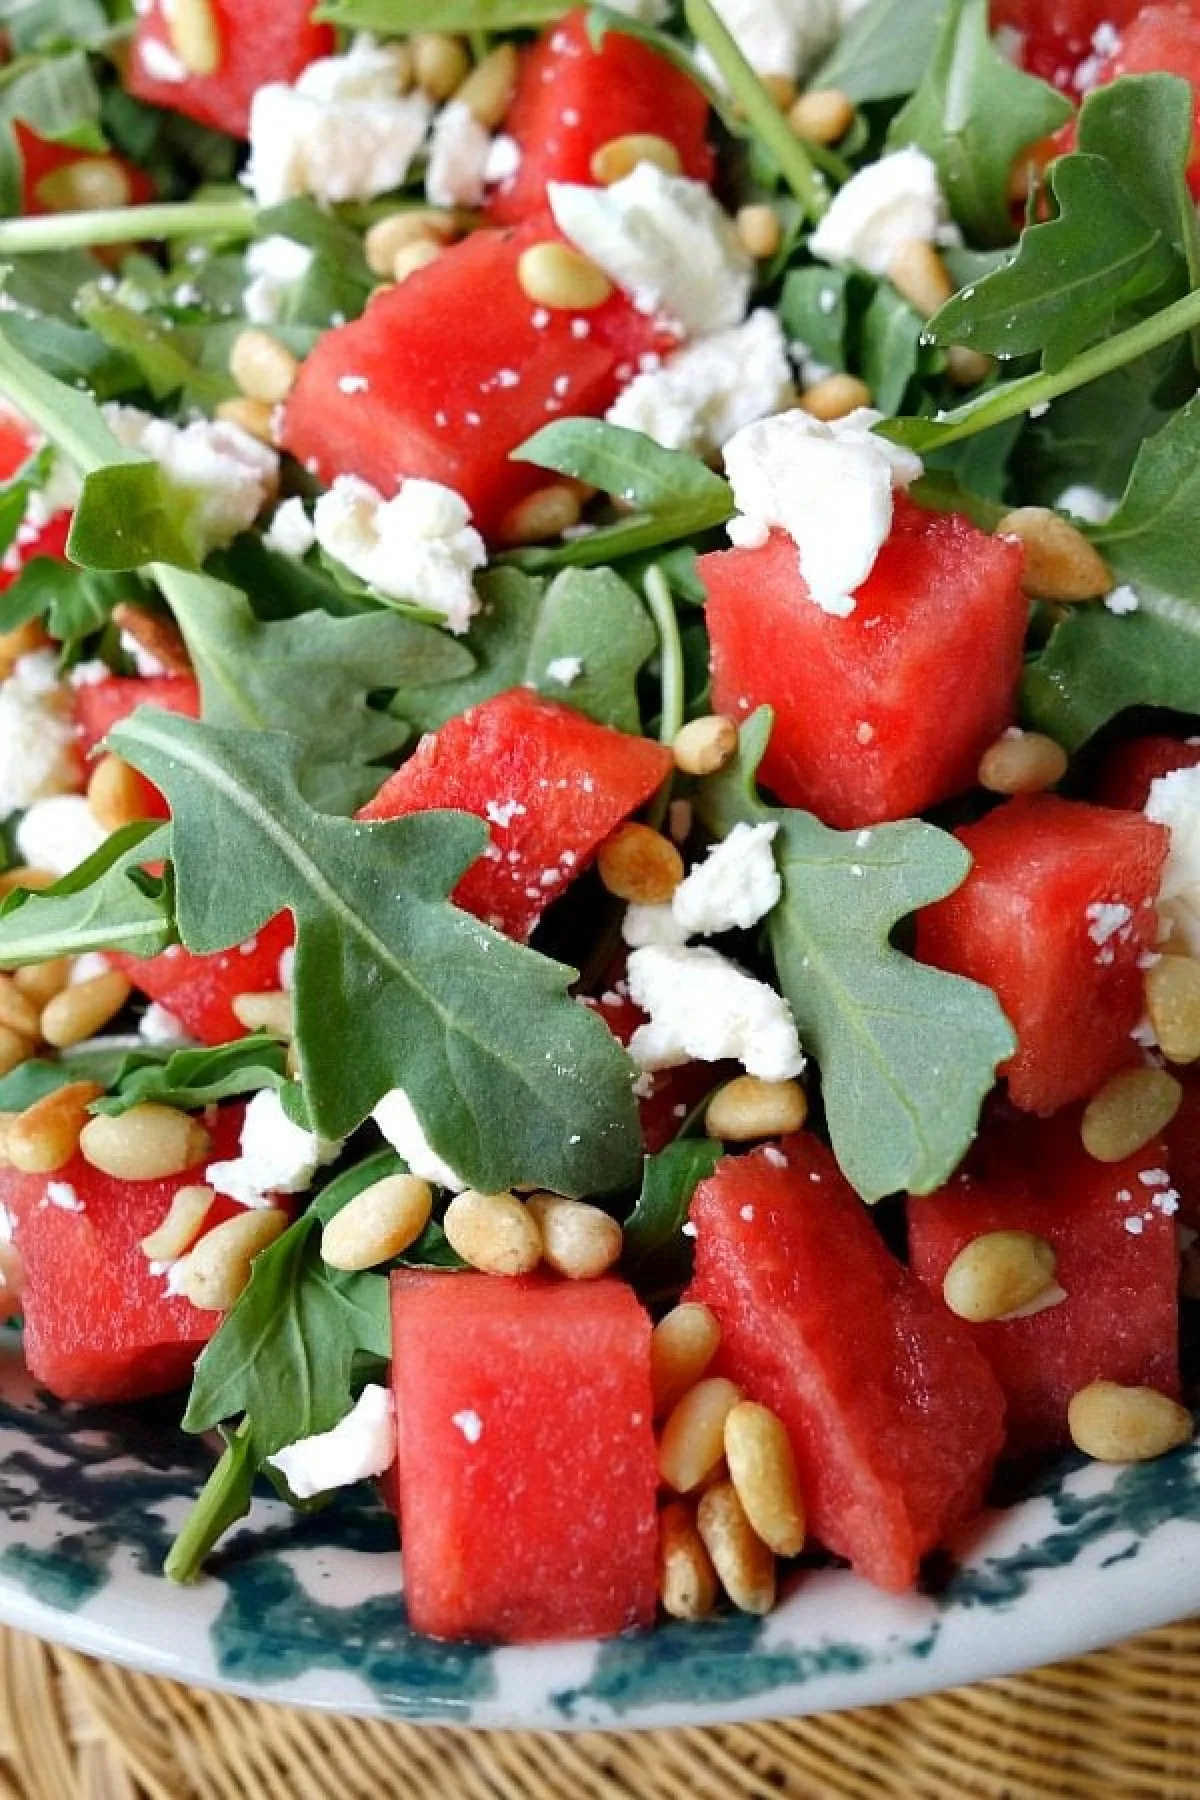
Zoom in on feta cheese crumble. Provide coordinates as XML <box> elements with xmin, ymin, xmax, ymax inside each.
<box><xmin>809</xmin><ymin>148</ymin><xmax>951</xmax><ymax>278</ymax></box>
<box><xmin>263</xmin><ymin>497</ymin><xmax>317</xmax><ymax>561</ymax></box>
<box><xmin>242</xmin><ymin>235</ymin><xmax>314</xmax><ymax>326</ymax></box>
<box><xmin>549</xmin><ymin>164</ymin><xmax>753</xmax><ymax>336</ymax></box>
<box><xmin>625</xmin><ymin>945</ymin><xmax>805</xmax><ymax>1079</ymax></box>
<box><xmin>606</xmin><ymin>310</ymin><xmax>794</xmax><ymax>457</ymax></box>
<box><xmin>207</xmin><ymin>1087</ymin><xmax>343</xmax><ymax>1209</ymax></box>
<box><xmin>1146</xmin><ymin>766</ymin><xmax>1200</xmax><ymax>955</ymax></box>
<box><xmin>1105</xmin><ymin>584</ymin><xmax>1139</xmax><ymax>616</ymax></box>
<box><xmin>15</xmin><ymin>795</ymin><xmax>109</xmax><ymax>878</ymax></box>
<box><xmin>44</xmin><ymin>1182</ymin><xmax>84</xmax><ymax>1213</ymax></box>
<box><xmin>104</xmin><ymin>406</ymin><xmax>279</xmax><ymax>555</ymax></box>
<box><xmin>139</xmin><ymin>1002</ymin><xmax>187</xmax><ymax>1044</ymax></box>
<box><xmin>425</xmin><ymin>100</ymin><xmax>493</xmax><ymax>209</ymax></box>
<box><xmin>622</xmin><ymin>903</ymin><xmax>693</xmax><ymax>949</ymax></box>
<box><xmin>544</xmin><ymin>655</ymin><xmax>585</xmax><ymax>687</ymax></box>
<box><xmin>1057</xmin><ymin>484</ymin><xmax>1118</xmax><ymax>526</ymax></box>
<box><xmin>695</xmin><ymin>0</ymin><xmax>837</xmax><ymax>87</ymax></box>
<box><xmin>267</xmin><ymin>1384</ymin><xmax>396</xmax><ymax>1500</ymax></box>
<box><xmin>672</xmin><ymin>822</ymin><xmax>782</xmax><ymax>937</ymax></box>
<box><xmin>372</xmin><ymin>1088</ymin><xmax>467</xmax><ymax>1191</ymax></box>
<box><xmin>451</xmin><ymin>1407</ymin><xmax>484</xmax><ymax>1444</ymax></box>
<box><xmin>0</xmin><ymin>652</ymin><xmax>81</xmax><ymax>822</ymax></box>
<box><xmin>313</xmin><ymin>476</ymin><xmax>485</xmax><ymax>635</ymax></box>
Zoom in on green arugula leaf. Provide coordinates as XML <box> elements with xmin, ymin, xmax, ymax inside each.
<box><xmin>92</xmin><ymin>1037</ymin><xmax>290</xmax><ymax>1118</ymax></box>
<box><xmin>389</xmin><ymin>568</ymin><xmax>539</xmax><ymax>734</ymax></box>
<box><xmin>0</xmin><ymin>1049</ymin><xmax>143</xmax><ymax>1111</ymax></box>
<box><xmin>111</xmin><ymin>711</ymin><xmax>643</xmax><ymax>1195</ymax></box>
<box><xmin>888</xmin><ymin>0</ymin><xmax>1071</xmax><ymax>244</ymax></box>
<box><xmin>0</xmin><ymin>823</ymin><xmax>175</xmax><ymax>969</ymax></box>
<box><xmin>6</xmin><ymin>1</ymin><xmax>112</xmax><ymax>57</ymax></box>
<box><xmin>812</xmin><ymin>0</ymin><xmax>948</xmax><ymax>103</ymax></box>
<box><xmin>163</xmin><ymin>1424</ymin><xmax>255</xmax><ymax>1585</ymax></box>
<box><xmin>0</xmin><ymin>47</ymin><xmax>106</xmax><ymax>155</ymax></box>
<box><xmin>860</xmin><ymin>284</ymin><xmax>926</xmax><ymax>414</ymax></box>
<box><xmin>622</xmin><ymin>1139</ymin><xmax>723</xmax><ymax>1263</ymax></box>
<box><xmin>1089</xmin><ymin>393</ymin><xmax>1200</xmax><ymax>599</ymax></box>
<box><xmin>313</xmin><ymin>0</ymin><xmax>568</xmax><ymax>24</ymax></box>
<box><xmin>75</xmin><ymin>286</ymin><xmax>236</xmax><ymax>410</ymax></box>
<box><xmin>1023</xmin><ymin>593</ymin><xmax>1200</xmax><ymax>750</ymax></box>
<box><xmin>0</xmin><ymin>311</ymin><xmax>139</xmax><ymax>399</ymax></box>
<box><xmin>779</xmin><ymin>266</ymin><xmax>853</xmax><ymax>373</ymax></box>
<box><xmin>0</xmin><ymin>557</ymin><xmax>129</xmax><ymax>650</ymax></box>
<box><xmin>1076</xmin><ymin>73</ymin><xmax>1196</xmax><ymax>251</ymax></box>
<box><xmin>700</xmin><ymin>712</ymin><xmax>1016</xmax><ymax>1201</ymax></box>
<box><xmin>70</xmin><ymin>461</ymin><xmax>199</xmax><ymax>572</ymax></box>
<box><xmin>527</xmin><ymin>567</ymin><xmax>657</xmax><ymax>732</ymax></box>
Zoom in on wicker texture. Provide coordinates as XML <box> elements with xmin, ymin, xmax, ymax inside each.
<box><xmin>2</xmin><ymin>1623</ymin><xmax>1199</xmax><ymax>1799</ymax></box>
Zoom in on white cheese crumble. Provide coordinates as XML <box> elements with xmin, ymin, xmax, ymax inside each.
<box><xmin>1105</xmin><ymin>584</ymin><xmax>1139</xmax><ymax>616</ymax></box>
<box><xmin>138</xmin><ymin>35</ymin><xmax>187</xmax><ymax>83</ymax></box>
<box><xmin>606</xmin><ymin>310</ymin><xmax>794</xmax><ymax>457</ymax></box>
<box><xmin>1146</xmin><ymin>766</ymin><xmax>1200</xmax><ymax>955</ymax></box>
<box><xmin>139</xmin><ymin>1001</ymin><xmax>187</xmax><ymax>1044</ymax></box>
<box><xmin>104</xmin><ymin>405</ymin><xmax>279</xmax><ymax>555</ymax></box>
<box><xmin>262</xmin><ymin>497</ymin><xmax>317</xmax><ymax>561</ymax></box>
<box><xmin>451</xmin><ymin>1407</ymin><xmax>484</xmax><ymax>1444</ymax></box>
<box><xmin>1057</xmin><ymin>484</ymin><xmax>1118</xmax><ymax>526</ymax></box>
<box><xmin>549</xmin><ymin>164</ymin><xmax>753</xmax><ymax>336</ymax></box>
<box><xmin>695</xmin><ymin>0</ymin><xmax>837</xmax><ymax>86</ymax></box>
<box><xmin>722</xmin><ymin>408</ymin><xmax>922</xmax><ymax>616</ymax></box>
<box><xmin>1085</xmin><ymin>901</ymin><xmax>1133</xmax><ymax>948</ymax></box>
<box><xmin>207</xmin><ymin>1087</ymin><xmax>343</xmax><ymax>1209</ymax></box>
<box><xmin>809</xmin><ymin>148</ymin><xmax>950</xmax><ymax>278</ymax></box>
<box><xmin>672</xmin><ymin>822</ymin><xmax>782</xmax><ymax>937</ymax></box>
<box><xmin>544</xmin><ymin>655</ymin><xmax>584</xmax><ymax>687</ymax></box>
<box><xmin>425</xmin><ymin>100</ymin><xmax>493</xmax><ymax>209</ymax></box>
<box><xmin>267</xmin><ymin>1384</ymin><xmax>396</xmax><ymax>1500</ymax></box>
<box><xmin>242</xmin><ymin>235</ymin><xmax>314</xmax><ymax>325</ymax></box>
<box><xmin>312</xmin><ymin>475</ymin><xmax>485</xmax><ymax>635</ymax></box>
<box><xmin>70</xmin><ymin>952</ymin><xmax>111</xmax><ymax>985</ymax></box>
<box><xmin>372</xmin><ymin>1088</ymin><xmax>467</xmax><ymax>1191</ymax></box>
<box><xmin>15</xmin><ymin>794</ymin><xmax>109</xmax><ymax>878</ymax></box>
<box><xmin>485</xmin><ymin>134</ymin><xmax>522</xmax><ymax>185</ymax></box>
<box><xmin>625</xmin><ymin>945</ymin><xmax>805</xmax><ymax>1079</ymax></box>
<box><xmin>622</xmin><ymin>902</ymin><xmax>692</xmax><ymax>949</ymax></box>
<box><xmin>0</xmin><ymin>652</ymin><xmax>81</xmax><ymax>822</ymax></box>
<box><xmin>44</xmin><ymin>1181</ymin><xmax>84</xmax><ymax>1213</ymax></box>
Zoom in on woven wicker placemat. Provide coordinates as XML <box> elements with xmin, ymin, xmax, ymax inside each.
<box><xmin>1</xmin><ymin>1622</ymin><xmax>1198</xmax><ymax>1800</ymax></box>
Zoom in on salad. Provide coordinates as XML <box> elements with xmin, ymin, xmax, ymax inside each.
<box><xmin>0</xmin><ymin>0</ymin><xmax>1197</xmax><ymax>1651</ymax></box>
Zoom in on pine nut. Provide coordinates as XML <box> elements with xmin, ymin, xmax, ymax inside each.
<box><xmin>167</xmin><ymin>0</ymin><xmax>222</xmax><ymax>77</ymax></box>
<box><xmin>14</xmin><ymin>960</ymin><xmax>70</xmax><ymax>1006</ymax></box>
<box><xmin>525</xmin><ymin>1192</ymin><xmax>623</xmax><ymax>1280</ymax></box>
<box><xmin>111</xmin><ymin>602</ymin><xmax>191</xmax><ymax>677</ymax></box>
<box><xmin>517</xmin><ymin>242</ymin><xmax>614</xmax><ymax>312</ymax></box>
<box><xmin>231</xmin><ymin>990</ymin><xmax>293</xmax><ymax>1038</ymax></box>
<box><xmin>760</xmin><ymin>73</ymin><xmax>797</xmax><ymax>111</ymax></box>
<box><xmin>799</xmin><ymin>372</ymin><xmax>873</xmax><ymax>422</ymax></box>
<box><xmin>978</xmin><ymin>729</ymin><xmax>1068</xmax><ymax>795</ymax></box>
<box><xmin>0</xmin><ymin>869</ymin><xmax>55</xmax><ymax>899</ymax></box>
<box><xmin>672</xmin><ymin>714</ymin><xmax>739</xmax><ymax>777</ymax></box>
<box><xmin>887</xmin><ymin>239</ymin><xmax>955</xmax><ymax>319</ymax></box>
<box><xmin>456</xmin><ymin>43</ymin><xmax>519</xmax><ymax>129</ymax></box>
<box><xmin>413</xmin><ymin>33</ymin><xmax>471</xmax><ymax>100</ymax></box>
<box><xmin>79</xmin><ymin>1104</ymin><xmax>210</xmax><ymax>1182</ymax></box>
<box><xmin>230</xmin><ymin>329</ymin><xmax>299</xmax><ymax>405</ymax></box>
<box><xmin>7</xmin><ymin>1082</ymin><xmax>104</xmax><ymax>1175</ymax></box>
<box><xmin>496</xmin><ymin>484</ymin><xmax>583</xmax><ymax>547</ymax></box>
<box><xmin>364</xmin><ymin>211</ymin><xmax>459</xmax><ymax>277</ymax></box>
<box><xmin>942</xmin><ymin>1230</ymin><xmax>1057</xmax><ymax>1323</ymax></box>
<box><xmin>597</xmin><ymin>823</ymin><xmax>683</xmax><ymax>905</ymax></box>
<box><xmin>659</xmin><ymin>1376</ymin><xmax>743</xmax><ymax>1493</ymax></box>
<box><xmin>1068</xmin><ymin>1380</ymin><xmax>1194</xmax><ymax>1462</ymax></box>
<box><xmin>87</xmin><ymin>754</ymin><xmax>151</xmax><ymax>832</ymax></box>
<box><xmin>788</xmin><ymin>88</ymin><xmax>855</xmax><ymax>144</ymax></box>
<box><xmin>1081</xmin><ymin>1068</ymin><xmax>1182</xmax><ymax>1163</ymax></box>
<box><xmin>723</xmin><ymin>1401</ymin><xmax>806</xmax><ymax>1556</ymax></box>
<box><xmin>176</xmin><ymin>1208</ymin><xmax>288</xmax><ymax>1311</ymax></box>
<box><xmin>392</xmin><ymin>239</ymin><xmax>445</xmax><ymax>286</ymax></box>
<box><xmin>735</xmin><ymin>203</ymin><xmax>783</xmax><ymax>261</ymax></box>
<box><xmin>41</xmin><ymin>971</ymin><xmax>131</xmax><ymax>1048</ymax></box>
<box><xmin>0</xmin><ymin>1027</ymin><xmax>34</xmax><ymax>1078</ymax></box>
<box><xmin>0</xmin><ymin>1114</ymin><xmax>16</xmax><ymax>1166</ymax></box>
<box><xmin>0</xmin><ymin>1239</ymin><xmax>24</xmax><ymax>1314</ymax></box>
<box><xmin>946</xmin><ymin>345</ymin><xmax>994</xmax><ymax>387</ymax></box>
<box><xmin>0</xmin><ymin>620</ymin><xmax>49</xmax><ymax>680</ymax></box>
<box><xmin>651</xmin><ymin>1303</ymin><xmax>722</xmax><ymax>1417</ymax></box>
<box><xmin>321</xmin><ymin>1174</ymin><xmax>433</xmax><ymax>1271</ymax></box>
<box><xmin>997</xmin><ymin>507</ymin><xmax>1113</xmax><ymax>602</ymax></box>
<box><xmin>0</xmin><ymin>977</ymin><xmax>41</xmax><ymax>1043</ymax></box>
<box><xmin>696</xmin><ymin>1480</ymin><xmax>776</xmax><ymax>1614</ymax></box>
<box><xmin>442</xmin><ymin>1189</ymin><xmax>542</xmax><ymax>1275</ymax></box>
<box><xmin>35</xmin><ymin>157</ymin><xmax>132</xmax><ymax>214</ymax></box>
<box><xmin>591</xmin><ymin>133</ymin><xmax>683</xmax><ymax>186</ymax></box>
<box><xmin>669</xmin><ymin>798</ymin><xmax>693</xmax><ymax>844</ymax></box>
<box><xmin>705</xmin><ymin>1077</ymin><xmax>807</xmax><ymax>1143</ymax></box>
<box><xmin>658</xmin><ymin>1500</ymin><xmax>719</xmax><ymax>1620</ymax></box>
<box><xmin>214</xmin><ymin>397</ymin><xmax>277</xmax><ymax>446</ymax></box>
<box><xmin>1146</xmin><ymin>955</ymin><xmax>1200</xmax><ymax>1064</ymax></box>
<box><xmin>140</xmin><ymin>1184</ymin><xmax>215</xmax><ymax>1262</ymax></box>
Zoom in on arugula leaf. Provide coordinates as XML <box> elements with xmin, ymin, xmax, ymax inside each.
<box><xmin>111</xmin><ymin>711</ymin><xmax>643</xmax><ymax>1195</ymax></box>
<box><xmin>75</xmin><ymin>286</ymin><xmax>236</xmax><ymax>410</ymax></box>
<box><xmin>92</xmin><ymin>1037</ymin><xmax>290</xmax><ymax>1118</ymax></box>
<box><xmin>389</xmin><ymin>568</ymin><xmax>540</xmax><ymax>733</ymax></box>
<box><xmin>6</xmin><ymin>2</ymin><xmax>112</xmax><ymax>57</ymax></box>
<box><xmin>1076</xmin><ymin>73</ymin><xmax>1196</xmax><ymax>251</ymax></box>
<box><xmin>812</xmin><ymin>0</ymin><xmax>948</xmax><ymax>103</ymax></box>
<box><xmin>0</xmin><ymin>823</ymin><xmax>175</xmax><ymax>969</ymax></box>
<box><xmin>527</xmin><ymin>567</ymin><xmax>658</xmax><ymax>732</ymax></box>
<box><xmin>0</xmin><ymin>1051</ymin><xmax>141</xmax><ymax>1111</ymax></box>
<box><xmin>622</xmin><ymin>1139</ymin><xmax>723</xmax><ymax>1263</ymax></box>
<box><xmin>314</xmin><ymin>0</ymin><xmax>568</xmax><ymax>23</ymax></box>
<box><xmin>1024</xmin><ymin>593</ymin><xmax>1200</xmax><ymax>750</ymax></box>
<box><xmin>0</xmin><ymin>557</ymin><xmax>129</xmax><ymax>650</ymax></box>
<box><xmin>163</xmin><ymin>1425</ymin><xmax>255</xmax><ymax>1585</ymax></box>
<box><xmin>860</xmin><ymin>285</ymin><xmax>926</xmax><ymax>415</ymax></box>
<box><xmin>71</xmin><ymin>461</ymin><xmax>199</xmax><ymax>572</ymax></box>
<box><xmin>779</xmin><ymin>266</ymin><xmax>853</xmax><ymax>373</ymax></box>
<box><xmin>700</xmin><ymin>712</ymin><xmax>1015</xmax><ymax>1201</ymax></box>
<box><xmin>0</xmin><ymin>47</ymin><xmax>106</xmax><ymax>154</ymax></box>
<box><xmin>888</xmin><ymin>0</ymin><xmax>1070</xmax><ymax>244</ymax></box>
<box><xmin>1089</xmin><ymin>393</ymin><xmax>1200</xmax><ymax>599</ymax></box>
<box><xmin>0</xmin><ymin>311</ymin><xmax>139</xmax><ymax>399</ymax></box>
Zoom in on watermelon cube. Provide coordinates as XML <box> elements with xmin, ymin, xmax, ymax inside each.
<box><xmin>127</xmin><ymin>0</ymin><xmax>335</xmax><ymax>140</ymax></box>
<box><xmin>112</xmin><ymin>911</ymin><xmax>295</xmax><ymax>1046</ymax></box>
<box><xmin>73</xmin><ymin>673</ymin><xmax>202</xmax><ymax>824</ymax></box>
<box><xmin>1093</xmin><ymin>735</ymin><xmax>1200</xmax><ymax>810</ymax></box>
<box><xmin>1050</xmin><ymin>5</ymin><xmax>1200</xmax><ymax>192</ymax></box>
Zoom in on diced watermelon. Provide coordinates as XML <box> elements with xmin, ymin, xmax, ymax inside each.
<box><xmin>908</xmin><ymin>1107</ymin><xmax>1181</xmax><ymax>1455</ymax></box>
<box><xmin>1</xmin><ymin>1106</ymin><xmax>246</xmax><ymax>1402</ymax></box>
<box><xmin>917</xmin><ymin>797</ymin><xmax>1168</xmax><ymax>1115</ymax></box>
<box><xmin>390</xmin><ymin>1271</ymin><xmax>658</xmax><ymax>1642</ymax></box>
<box><xmin>15</xmin><ymin>123</ymin><xmax>155</xmax><ymax>217</ymax></box>
<box><xmin>358</xmin><ymin>689</ymin><xmax>671</xmax><ymax>941</ymax></box>
<box><xmin>0</xmin><ymin>402</ymin><xmax>72</xmax><ymax>589</ymax></box>
<box><xmin>586</xmin><ymin>988</ymin><xmax>722</xmax><ymax>1150</ymax></box>
<box><xmin>990</xmin><ymin>0</ymin><xmax>1143</xmax><ymax>90</ymax></box>
<box><xmin>683</xmin><ymin>1137</ymin><xmax>1006</xmax><ymax>1592</ymax></box>
<box><xmin>700</xmin><ymin>496</ymin><xmax>1028</xmax><ymax>828</ymax></box>
<box><xmin>127</xmin><ymin>0</ymin><xmax>335</xmax><ymax>140</ymax></box>
<box><xmin>1093</xmin><ymin>735</ymin><xmax>1200</xmax><ymax>810</ymax></box>
<box><xmin>1050</xmin><ymin>5</ymin><xmax>1200</xmax><ymax>190</ymax></box>
<box><xmin>111</xmin><ymin>911</ymin><xmax>295</xmax><ymax>1046</ymax></box>
<box><xmin>486</xmin><ymin>9</ymin><xmax>713</xmax><ymax>227</ymax></box>
<box><xmin>280</xmin><ymin>225</ymin><xmax>675</xmax><ymax>540</ymax></box>
<box><xmin>72</xmin><ymin>673</ymin><xmax>202</xmax><ymax>823</ymax></box>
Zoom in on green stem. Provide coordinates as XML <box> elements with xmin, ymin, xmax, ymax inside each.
<box><xmin>164</xmin><ymin>1423</ymin><xmax>256</xmax><ymax>1584</ymax></box>
<box><xmin>0</xmin><ymin>198</ymin><xmax>257</xmax><ymax>255</ymax></box>
<box><xmin>684</xmin><ymin>0</ymin><xmax>828</xmax><ymax>218</ymax></box>
<box><xmin>643</xmin><ymin>563</ymin><xmax>682</xmax><ymax>834</ymax></box>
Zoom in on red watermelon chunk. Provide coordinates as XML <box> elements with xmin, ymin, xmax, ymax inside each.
<box><xmin>486</xmin><ymin>9</ymin><xmax>713</xmax><ymax>227</ymax></box>
<box><xmin>15</xmin><ymin>123</ymin><xmax>155</xmax><ymax>217</ymax></box>
<box><xmin>358</xmin><ymin>689</ymin><xmax>671</xmax><ymax>942</ymax></box>
<box><xmin>112</xmin><ymin>911</ymin><xmax>295</xmax><ymax>1046</ymax></box>
<box><xmin>127</xmin><ymin>0</ymin><xmax>335</xmax><ymax>140</ymax></box>
<box><xmin>73</xmin><ymin>672</ymin><xmax>202</xmax><ymax>824</ymax></box>
<box><xmin>0</xmin><ymin>403</ymin><xmax>72</xmax><ymax>589</ymax></box>
<box><xmin>2</xmin><ymin>1106</ymin><xmax>245</xmax><ymax>1403</ymax></box>
<box><xmin>683</xmin><ymin>1136</ymin><xmax>1006</xmax><ymax>1592</ymax></box>
<box><xmin>390</xmin><ymin>1271</ymin><xmax>658</xmax><ymax>1642</ymax></box>
<box><xmin>1049</xmin><ymin>4</ymin><xmax>1200</xmax><ymax>188</ymax></box>
<box><xmin>917</xmin><ymin>797</ymin><xmax>1168</xmax><ymax>1115</ymax></box>
<box><xmin>701</xmin><ymin>495</ymin><xmax>1028</xmax><ymax>828</ymax></box>
<box><xmin>908</xmin><ymin>1107</ymin><xmax>1181</xmax><ymax>1455</ymax></box>
<box><xmin>1093</xmin><ymin>735</ymin><xmax>1200</xmax><ymax>810</ymax></box>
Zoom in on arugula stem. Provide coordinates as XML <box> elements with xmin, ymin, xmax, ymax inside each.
<box><xmin>683</xmin><ymin>0</ymin><xmax>828</xmax><ymax>218</ymax></box>
<box><xmin>0</xmin><ymin>198</ymin><xmax>257</xmax><ymax>255</ymax></box>
<box><xmin>164</xmin><ymin>1423</ymin><xmax>256</xmax><ymax>1585</ymax></box>
<box><xmin>643</xmin><ymin>563</ymin><xmax>682</xmax><ymax>834</ymax></box>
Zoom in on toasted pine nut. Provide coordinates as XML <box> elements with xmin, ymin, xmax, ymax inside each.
<box><xmin>177</xmin><ymin>1208</ymin><xmax>288</xmax><ymax>1311</ymax></box>
<box><xmin>0</xmin><ymin>620</ymin><xmax>49</xmax><ymax>681</ymax></box>
<box><xmin>87</xmin><ymin>754</ymin><xmax>151</xmax><ymax>832</ymax></box>
<box><xmin>997</xmin><ymin>507</ymin><xmax>1113</xmax><ymax>602</ymax></box>
<box><xmin>443</xmin><ymin>1188</ymin><xmax>542</xmax><ymax>1275</ymax></box>
<box><xmin>672</xmin><ymin>714</ymin><xmax>739</xmax><ymax>777</ymax></box>
<box><xmin>413</xmin><ymin>32</ymin><xmax>471</xmax><ymax>100</ymax></box>
<box><xmin>705</xmin><ymin>1077</ymin><xmax>807</xmax><ymax>1143</ymax></box>
<box><xmin>517</xmin><ymin>242</ymin><xmax>614</xmax><ymax>311</ymax></box>
<box><xmin>230</xmin><ymin>329</ymin><xmax>299</xmax><ymax>405</ymax></box>
<box><xmin>788</xmin><ymin>87</ymin><xmax>855</xmax><ymax>144</ymax></box>
<box><xmin>321</xmin><ymin>1174</ymin><xmax>433</xmax><ymax>1271</ymax></box>
<box><xmin>942</xmin><ymin>1230</ymin><xmax>1057</xmax><ymax>1323</ymax></box>
<box><xmin>887</xmin><ymin>238</ymin><xmax>955</xmax><ymax>320</ymax></box>
<box><xmin>0</xmin><ymin>976</ymin><xmax>41</xmax><ymax>1043</ymax></box>
<box><xmin>7</xmin><ymin>1082</ymin><xmax>104</xmax><ymax>1175</ymax></box>
<box><xmin>759</xmin><ymin>72</ymin><xmax>797</xmax><ymax>111</ymax></box>
<box><xmin>35</xmin><ymin>156</ymin><xmax>132</xmax><ymax>214</ymax></box>
<box><xmin>41</xmin><ymin>971</ymin><xmax>132</xmax><ymax>1048</ymax></box>
<box><xmin>597</xmin><ymin>823</ymin><xmax>683</xmax><ymax>905</ymax></box>
<box><xmin>525</xmin><ymin>1192</ymin><xmax>622</xmax><ymax>1280</ymax></box>
<box><xmin>799</xmin><ymin>372</ymin><xmax>873</xmax><ymax>422</ymax></box>
<box><xmin>696</xmin><ymin>1480</ymin><xmax>776</xmax><ymax>1614</ymax></box>
<box><xmin>658</xmin><ymin>1500</ymin><xmax>719</xmax><ymax>1620</ymax></box>
<box><xmin>79</xmin><ymin>1104</ymin><xmax>210</xmax><ymax>1182</ymax></box>
<box><xmin>1081</xmin><ymin>1068</ymin><xmax>1182</xmax><ymax>1163</ymax></box>
<box><xmin>231</xmin><ymin>990</ymin><xmax>293</xmax><ymax>1038</ymax></box>
<box><xmin>1146</xmin><ymin>955</ymin><xmax>1200</xmax><ymax>1064</ymax></box>
<box><xmin>735</xmin><ymin>203</ymin><xmax>783</xmax><ymax>260</ymax></box>
<box><xmin>1068</xmin><ymin>1380</ymin><xmax>1194</xmax><ymax>1462</ymax></box>
<box><xmin>724</xmin><ymin>1401</ymin><xmax>806</xmax><ymax>1557</ymax></box>
<box><xmin>392</xmin><ymin>239</ymin><xmax>444</xmax><ymax>286</ymax></box>
<box><xmin>946</xmin><ymin>345</ymin><xmax>994</xmax><ymax>387</ymax></box>
<box><xmin>0</xmin><ymin>1238</ymin><xmax>24</xmax><ymax>1314</ymax></box>
<box><xmin>364</xmin><ymin>211</ymin><xmax>459</xmax><ymax>277</ymax></box>
<box><xmin>659</xmin><ymin>1376</ymin><xmax>743</xmax><ymax>1494</ymax></box>
<box><xmin>496</xmin><ymin>484</ymin><xmax>582</xmax><ymax>547</ymax></box>
<box><xmin>111</xmin><ymin>602</ymin><xmax>191</xmax><ymax>677</ymax></box>
<box><xmin>167</xmin><ymin>0</ymin><xmax>221</xmax><ymax>76</ymax></box>
<box><xmin>0</xmin><ymin>1114</ymin><xmax>17</xmax><ymax>1166</ymax></box>
<box><xmin>978</xmin><ymin>729</ymin><xmax>1068</xmax><ymax>796</ymax></box>
<box><xmin>591</xmin><ymin>133</ymin><xmax>682</xmax><ymax>186</ymax></box>
<box><xmin>456</xmin><ymin>42</ymin><xmax>520</xmax><ymax>128</ymax></box>
<box><xmin>13</xmin><ymin>960</ymin><xmax>70</xmax><ymax>1007</ymax></box>
<box><xmin>140</xmin><ymin>1184</ymin><xmax>215</xmax><ymax>1262</ymax></box>
<box><xmin>0</xmin><ymin>868</ymin><xmax>56</xmax><ymax>899</ymax></box>
<box><xmin>215</xmin><ymin>397</ymin><xmax>276</xmax><ymax>446</ymax></box>
<box><xmin>0</xmin><ymin>1027</ymin><xmax>34</xmax><ymax>1078</ymax></box>
<box><xmin>651</xmin><ymin>1303</ymin><xmax>722</xmax><ymax>1417</ymax></box>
